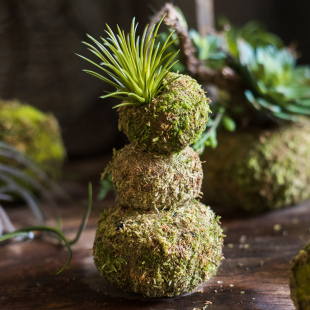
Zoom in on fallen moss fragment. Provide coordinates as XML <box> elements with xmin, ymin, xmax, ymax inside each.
<box><xmin>93</xmin><ymin>200</ymin><xmax>224</xmax><ymax>297</ymax></box>
<box><xmin>104</xmin><ymin>144</ymin><xmax>203</xmax><ymax>210</ymax></box>
<box><xmin>118</xmin><ymin>72</ymin><xmax>211</xmax><ymax>154</ymax></box>
<box><xmin>290</xmin><ymin>242</ymin><xmax>310</xmax><ymax>310</ymax></box>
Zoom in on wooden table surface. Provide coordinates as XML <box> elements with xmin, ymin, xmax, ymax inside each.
<box><xmin>1</xmin><ymin>172</ymin><xmax>309</xmax><ymax>310</ymax></box>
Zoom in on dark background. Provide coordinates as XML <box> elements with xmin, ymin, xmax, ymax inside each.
<box><xmin>0</xmin><ymin>0</ymin><xmax>309</xmax><ymax>160</ymax></box>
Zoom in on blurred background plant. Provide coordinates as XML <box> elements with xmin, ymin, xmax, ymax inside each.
<box><xmin>0</xmin><ymin>106</ymin><xmax>91</xmax><ymax>273</ymax></box>
<box><xmin>154</xmin><ymin>5</ymin><xmax>310</xmax><ymax>154</ymax></box>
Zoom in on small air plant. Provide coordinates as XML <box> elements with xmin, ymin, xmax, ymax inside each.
<box><xmin>78</xmin><ymin>16</ymin><xmax>179</xmax><ymax>106</ymax></box>
<box><xmin>0</xmin><ymin>140</ymin><xmax>92</xmax><ymax>274</ymax></box>
<box><xmin>79</xmin><ymin>17</ymin><xmax>211</xmax><ymax>154</ymax></box>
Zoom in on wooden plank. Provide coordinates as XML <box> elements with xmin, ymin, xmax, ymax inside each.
<box><xmin>1</xmin><ymin>179</ymin><xmax>308</xmax><ymax>309</ymax></box>
<box><xmin>195</xmin><ymin>0</ymin><xmax>215</xmax><ymax>35</ymax></box>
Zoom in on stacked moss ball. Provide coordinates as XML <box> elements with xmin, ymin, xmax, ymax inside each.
<box><xmin>103</xmin><ymin>145</ymin><xmax>203</xmax><ymax>210</ymax></box>
<box><xmin>290</xmin><ymin>242</ymin><xmax>310</xmax><ymax>310</ymax></box>
<box><xmin>94</xmin><ymin>201</ymin><xmax>223</xmax><ymax>297</ymax></box>
<box><xmin>80</xmin><ymin>18</ymin><xmax>224</xmax><ymax>297</ymax></box>
<box><xmin>94</xmin><ymin>73</ymin><xmax>224</xmax><ymax>297</ymax></box>
<box><xmin>0</xmin><ymin>99</ymin><xmax>66</xmax><ymax>179</ymax></box>
<box><xmin>118</xmin><ymin>72</ymin><xmax>211</xmax><ymax>154</ymax></box>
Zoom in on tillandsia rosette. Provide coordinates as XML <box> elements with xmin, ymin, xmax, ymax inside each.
<box><xmin>103</xmin><ymin>144</ymin><xmax>203</xmax><ymax>210</ymax></box>
<box><xmin>78</xmin><ymin>17</ymin><xmax>211</xmax><ymax>154</ymax></box>
<box><xmin>79</xmin><ymin>16</ymin><xmax>224</xmax><ymax>298</ymax></box>
<box><xmin>93</xmin><ymin>200</ymin><xmax>224</xmax><ymax>298</ymax></box>
<box><xmin>290</xmin><ymin>242</ymin><xmax>310</xmax><ymax>310</ymax></box>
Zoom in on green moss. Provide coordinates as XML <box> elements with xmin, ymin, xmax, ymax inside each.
<box><xmin>93</xmin><ymin>200</ymin><xmax>224</xmax><ymax>297</ymax></box>
<box><xmin>290</xmin><ymin>242</ymin><xmax>310</xmax><ymax>310</ymax></box>
<box><xmin>103</xmin><ymin>144</ymin><xmax>203</xmax><ymax>210</ymax></box>
<box><xmin>118</xmin><ymin>72</ymin><xmax>211</xmax><ymax>154</ymax></box>
<box><xmin>201</xmin><ymin>119</ymin><xmax>310</xmax><ymax>213</ymax></box>
<box><xmin>0</xmin><ymin>100</ymin><xmax>66</xmax><ymax>179</ymax></box>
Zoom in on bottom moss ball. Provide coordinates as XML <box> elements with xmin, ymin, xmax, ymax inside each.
<box><xmin>93</xmin><ymin>200</ymin><xmax>224</xmax><ymax>297</ymax></box>
<box><xmin>290</xmin><ymin>242</ymin><xmax>310</xmax><ymax>310</ymax></box>
<box><xmin>201</xmin><ymin>119</ymin><xmax>310</xmax><ymax>214</ymax></box>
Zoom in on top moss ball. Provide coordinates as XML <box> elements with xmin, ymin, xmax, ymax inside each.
<box><xmin>118</xmin><ymin>73</ymin><xmax>211</xmax><ymax>154</ymax></box>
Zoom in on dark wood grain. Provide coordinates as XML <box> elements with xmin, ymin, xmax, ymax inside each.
<box><xmin>1</xmin><ymin>177</ymin><xmax>309</xmax><ymax>310</ymax></box>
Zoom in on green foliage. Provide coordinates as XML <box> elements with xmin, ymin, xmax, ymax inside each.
<box><xmin>78</xmin><ymin>17</ymin><xmax>179</xmax><ymax>107</ymax></box>
<box><xmin>193</xmin><ymin>19</ymin><xmax>310</xmax><ymax>121</ymax></box>
<box><xmin>97</xmin><ymin>174</ymin><xmax>114</xmax><ymax>201</ymax></box>
<box><xmin>0</xmin><ymin>140</ymin><xmax>92</xmax><ymax>274</ymax></box>
<box><xmin>189</xmin><ymin>30</ymin><xmax>226</xmax><ymax>70</ymax></box>
<box><xmin>160</xmin><ymin>8</ymin><xmax>310</xmax><ymax>152</ymax></box>
<box><xmin>237</xmin><ymin>42</ymin><xmax>310</xmax><ymax>120</ymax></box>
<box><xmin>221</xmin><ymin>19</ymin><xmax>284</xmax><ymax>55</ymax></box>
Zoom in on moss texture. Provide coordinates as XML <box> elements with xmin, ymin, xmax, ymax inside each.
<box><xmin>118</xmin><ymin>72</ymin><xmax>211</xmax><ymax>154</ymax></box>
<box><xmin>0</xmin><ymin>99</ymin><xmax>66</xmax><ymax>179</ymax></box>
<box><xmin>103</xmin><ymin>144</ymin><xmax>203</xmax><ymax>210</ymax></box>
<box><xmin>290</xmin><ymin>242</ymin><xmax>310</xmax><ymax>310</ymax></box>
<box><xmin>93</xmin><ymin>200</ymin><xmax>224</xmax><ymax>297</ymax></box>
<box><xmin>201</xmin><ymin>119</ymin><xmax>310</xmax><ymax>213</ymax></box>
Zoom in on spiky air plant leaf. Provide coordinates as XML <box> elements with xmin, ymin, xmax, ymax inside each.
<box><xmin>78</xmin><ymin>16</ymin><xmax>179</xmax><ymax>107</ymax></box>
<box><xmin>0</xmin><ymin>140</ymin><xmax>93</xmax><ymax>274</ymax></box>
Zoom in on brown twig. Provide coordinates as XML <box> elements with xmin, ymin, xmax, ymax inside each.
<box><xmin>149</xmin><ymin>3</ymin><xmax>243</xmax><ymax>92</ymax></box>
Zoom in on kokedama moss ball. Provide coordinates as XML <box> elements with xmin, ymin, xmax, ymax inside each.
<box><xmin>201</xmin><ymin>119</ymin><xmax>310</xmax><ymax>214</ymax></box>
<box><xmin>0</xmin><ymin>99</ymin><xmax>66</xmax><ymax>179</ymax></box>
<box><xmin>104</xmin><ymin>144</ymin><xmax>203</xmax><ymax>210</ymax></box>
<box><xmin>290</xmin><ymin>242</ymin><xmax>310</xmax><ymax>310</ymax></box>
<box><xmin>118</xmin><ymin>72</ymin><xmax>211</xmax><ymax>154</ymax></box>
<box><xmin>93</xmin><ymin>200</ymin><xmax>224</xmax><ymax>297</ymax></box>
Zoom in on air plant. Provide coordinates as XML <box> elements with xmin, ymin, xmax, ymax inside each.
<box><xmin>79</xmin><ymin>17</ymin><xmax>211</xmax><ymax>154</ymax></box>
<box><xmin>78</xmin><ymin>16</ymin><xmax>179</xmax><ymax>107</ymax></box>
<box><xmin>0</xmin><ymin>140</ymin><xmax>92</xmax><ymax>274</ymax></box>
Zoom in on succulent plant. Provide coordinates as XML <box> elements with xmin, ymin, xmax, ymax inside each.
<box><xmin>157</xmin><ymin>8</ymin><xmax>310</xmax><ymax>153</ymax></box>
<box><xmin>237</xmin><ymin>42</ymin><xmax>310</xmax><ymax>121</ymax></box>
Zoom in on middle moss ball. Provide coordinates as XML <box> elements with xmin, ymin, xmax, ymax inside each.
<box><xmin>104</xmin><ymin>144</ymin><xmax>203</xmax><ymax>210</ymax></box>
<box><xmin>118</xmin><ymin>72</ymin><xmax>211</xmax><ymax>154</ymax></box>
